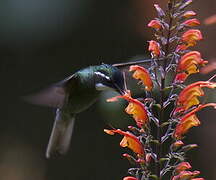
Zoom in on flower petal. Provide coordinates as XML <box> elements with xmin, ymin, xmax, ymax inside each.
<box><xmin>107</xmin><ymin>93</ymin><xmax>149</xmax><ymax>127</ymax></box>
<box><xmin>148</xmin><ymin>20</ymin><xmax>163</xmax><ymax>30</ymax></box>
<box><xmin>181</xmin><ymin>29</ymin><xmax>203</xmax><ymax>47</ymax></box>
<box><xmin>182</xmin><ymin>18</ymin><xmax>200</xmax><ymax>27</ymax></box>
<box><xmin>148</xmin><ymin>40</ymin><xmax>161</xmax><ymax>57</ymax></box>
<box><xmin>174</xmin><ymin>103</ymin><xmax>216</xmax><ymax>139</ymax></box>
<box><xmin>123</xmin><ymin>176</ymin><xmax>138</xmax><ymax>180</ymax></box>
<box><xmin>129</xmin><ymin>65</ymin><xmax>153</xmax><ymax>91</ymax></box>
<box><xmin>177</xmin><ymin>51</ymin><xmax>208</xmax><ymax>74</ymax></box>
<box><xmin>175</xmin><ymin>162</ymin><xmax>192</xmax><ymax>173</ymax></box>
<box><xmin>104</xmin><ymin>129</ymin><xmax>144</xmax><ymax>155</ymax></box>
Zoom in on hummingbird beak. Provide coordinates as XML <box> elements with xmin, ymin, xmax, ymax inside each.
<box><xmin>113</xmin><ymin>83</ymin><xmax>127</xmax><ymax>95</ymax></box>
<box><xmin>113</xmin><ymin>71</ymin><xmax>128</xmax><ymax>95</ymax></box>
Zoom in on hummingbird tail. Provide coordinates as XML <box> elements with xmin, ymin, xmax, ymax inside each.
<box><xmin>46</xmin><ymin>109</ymin><xmax>75</xmax><ymax>158</ymax></box>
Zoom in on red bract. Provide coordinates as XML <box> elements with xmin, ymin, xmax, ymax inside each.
<box><xmin>129</xmin><ymin>65</ymin><xmax>153</xmax><ymax>91</ymax></box>
<box><xmin>104</xmin><ymin>129</ymin><xmax>144</xmax><ymax>156</ymax></box>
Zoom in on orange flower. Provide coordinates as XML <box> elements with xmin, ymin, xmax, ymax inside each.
<box><xmin>148</xmin><ymin>40</ymin><xmax>161</xmax><ymax>57</ymax></box>
<box><xmin>174</xmin><ymin>103</ymin><xmax>216</xmax><ymax>139</ymax></box>
<box><xmin>177</xmin><ymin>51</ymin><xmax>208</xmax><ymax>75</ymax></box>
<box><xmin>129</xmin><ymin>65</ymin><xmax>153</xmax><ymax>91</ymax></box>
<box><xmin>172</xmin><ymin>170</ymin><xmax>200</xmax><ymax>180</ymax></box>
<box><xmin>175</xmin><ymin>162</ymin><xmax>192</xmax><ymax>173</ymax></box>
<box><xmin>107</xmin><ymin>93</ymin><xmax>149</xmax><ymax>127</ymax></box>
<box><xmin>177</xmin><ymin>81</ymin><xmax>216</xmax><ymax>109</ymax></box>
<box><xmin>148</xmin><ymin>20</ymin><xmax>162</xmax><ymax>30</ymax></box>
<box><xmin>182</xmin><ymin>18</ymin><xmax>200</xmax><ymax>27</ymax></box>
<box><xmin>104</xmin><ymin>129</ymin><xmax>144</xmax><ymax>155</ymax></box>
<box><xmin>123</xmin><ymin>176</ymin><xmax>138</xmax><ymax>180</ymax></box>
<box><xmin>183</xmin><ymin>11</ymin><xmax>197</xmax><ymax>18</ymax></box>
<box><xmin>181</xmin><ymin>29</ymin><xmax>203</xmax><ymax>47</ymax></box>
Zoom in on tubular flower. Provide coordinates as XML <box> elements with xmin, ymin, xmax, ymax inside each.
<box><xmin>148</xmin><ymin>20</ymin><xmax>162</xmax><ymax>30</ymax></box>
<box><xmin>148</xmin><ymin>40</ymin><xmax>161</xmax><ymax>57</ymax></box>
<box><xmin>129</xmin><ymin>65</ymin><xmax>153</xmax><ymax>91</ymax></box>
<box><xmin>175</xmin><ymin>81</ymin><xmax>216</xmax><ymax>112</ymax></box>
<box><xmin>107</xmin><ymin>93</ymin><xmax>149</xmax><ymax>127</ymax></box>
<box><xmin>174</xmin><ymin>103</ymin><xmax>216</xmax><ymax>139</ymax></box>
<box><xmin>182</xmin><ymin>18</ymin><xmax>200</xmax><ymax>27</ymax></box>
<box><xmin>177</xmin><ymin>51</ymin><xmax>208</xmax><ymax>75</ymax></box>
<box><xmin>191</xmin><ymin>178</ymin><xmax>205</xmax><ymax>180</ymax></box>
<box><xmin>172</xmin><ymin>170</ymin><xmax>200</xmax><ymax>180</ymax></box>
<box><xmin>181</xmin><ymin>29</ymin><xmax>203</xmax><ymax>47</ymax></box>
<box><xmin>123</xmin><ymin>176</ymin><xmax>138</xmax><ymax>180</ymax></box>
<box><xmin>175</xmin><ymin>162</ymin><xmax>192</xmax><ymax>173</ymax></box>
<box><xmin>104</xmin><ymin>129</ymin><xmax>144</xmax><ymax>156</ymax></box>
<box><xmin>183</xmin><ymin>11</ymin><xmax>197</xmax><ymax>18</ymax></box>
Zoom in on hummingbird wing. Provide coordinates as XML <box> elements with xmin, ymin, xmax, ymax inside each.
<box><xmin>46</xmin><ymin>109</ymin><xmax>75</xmax><ymax>158</ymax></box>
<box><xmin>23</xmin><ymin>74</ymin><xmax>78</xmax><ymax>108</ymax></box>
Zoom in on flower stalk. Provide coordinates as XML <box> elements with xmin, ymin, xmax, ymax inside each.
<box><xmin>104</xmin><ymin>0</ymin><xmax>216</xmax><ymax>179</ymax></box>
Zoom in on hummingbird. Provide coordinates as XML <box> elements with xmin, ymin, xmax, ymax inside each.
<box><xmin>26</xmin><ymin>59</ymin><xmax>152</xmax><ymax>158</ymax></box>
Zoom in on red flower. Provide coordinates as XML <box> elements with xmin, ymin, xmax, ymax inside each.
<box><xmin>107</xmin><ymin>93</ymin><xmax>149</xmax><ymax>127</ymax></box>
<box><xmin>183</xmin><ymin>11</ymin><xmax>197</xmax><ymax>18</ymax></box>
<box><xmin>181</xmin><ymin>29</ymin><xmax>203</xmax><ymax>47</ymax></box>
<box><xmin>148</xmin><ymin>20</ymin><xmax>162</xmax><ymax>30</ymax></box>
<box><xmin>129</xmin><ymin>65</ymin><xmax>153</xmax><ymax>91</ymax></box>
<box><xmin>123</xmin><ymin>176</ymin><xmax>138</xmax><ymax>180</ymax></box>
<box><xmin>174</xmin><ymin>72</ymin><xmax>189</xmax><ymax>83</ymax></box>
<box><xmin>182</xmin><ymin>18</ymin><xmax>200</xmax><ymax>27</ymax></box>
<box><xmin>177</xmin><ymin>51</ymin><xmax>208</xmax><ymax>75</ymax></box>
<box><xmin>148</xmin><ymin>40</ymin><xmax>161</xmax><ymax>57</ymax></box>
<box><xmin>104</xmin><ymin>129</ymin><xmax>144</xmax><ymax>156</ymax></box>
<box><xmin>174</xmin><ymin>103</ymin><xmax>216</xmax><ymax>139</ymax></box>
<box><xmin>175</xmin><ymin>81</ymin><xmax>216</xmax><ymax>113</ymax></box>
<box><xmin>172</xmin><ymin>170</ymin><xmax>200</xmax><ymax>180</ymax></box>
<box><xmin>175</xmin><ymin>162</ymin><xmax>192</xmax><ymax>173</ymax></box>
<box><xmin>173</xmin><ymin>140</ymin><xmax>184</xmax><ymax>148</ymax></box>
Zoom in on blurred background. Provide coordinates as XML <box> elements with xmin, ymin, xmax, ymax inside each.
<box><xmin>0</xmin><ymin>0</ymin><xmax>215</xmax><ymax>179</ymax></box>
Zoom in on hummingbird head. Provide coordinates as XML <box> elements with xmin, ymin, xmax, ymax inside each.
<box><xmin>94</xmin><ymin>64</ymin><xmax>126</xmax><ymax>95</ymax></box>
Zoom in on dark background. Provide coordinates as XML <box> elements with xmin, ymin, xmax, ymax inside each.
<box><xmin>0</xmin><ymin>0</ymin><xmax>216</xmax><ymax>180</ymax></box>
